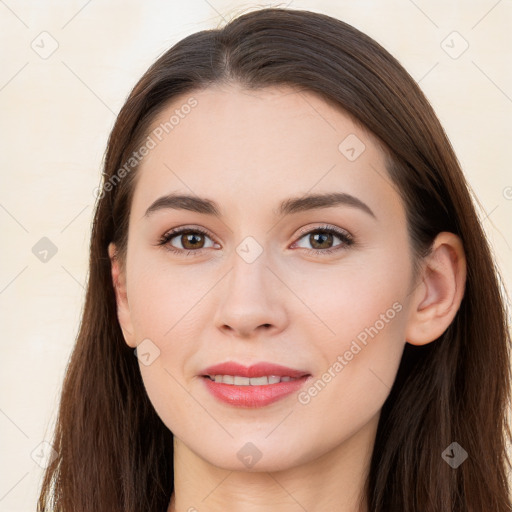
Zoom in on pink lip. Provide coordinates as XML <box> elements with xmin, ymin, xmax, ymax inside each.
<box><xmin>201</xmin><ymin>361</ymin><xmax>309</xmax><ymax>379</ymax></box>
<box><xmin>200</xmin><ymin>361</ymin><xmax>311</xmax><ymax>408</ymax></box>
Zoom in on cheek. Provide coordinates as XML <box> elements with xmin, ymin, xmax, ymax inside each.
<box><xmin>291</xmin><ymin>249</ymin><xmax>409</xmax><ymax>412</ymax></box>
<box><xmin>126</xmin><ymin>251</ymin><xmax>213</xmax><ymax>341</ymax></box>
<box><xmin>290</xmin><ymin>287</ymin><xmax>407</xmax><ymax>465</ymax></box>
<box><xmin>291</xmin><ymin>247</ymin><xmax>410</xmax><ymax>347</ymax></box>
<box><xmin>124</xmin><ymin>255</ymin><xmax>207</xmax><ymax>432</ymax></box>
<box><xmin>125</xmin><ymin>253</ymin><xmax>215</xmax><ymax>403</ymax></box>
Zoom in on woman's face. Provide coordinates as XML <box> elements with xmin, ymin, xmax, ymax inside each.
<box><xmin>111</xmin><ymin>84</ymin><xmax>418</xmax><ymax>472</ymax></box>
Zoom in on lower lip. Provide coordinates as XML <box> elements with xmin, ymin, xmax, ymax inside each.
<box><xmin>202</xmin><ymin>375</ymin><xmax>311</xmax><ymax>408</ymax></box>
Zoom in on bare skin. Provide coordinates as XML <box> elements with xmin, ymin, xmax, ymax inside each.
<box><xmin>108</xmin><ymin>84</ymin><xmax>466</xmax><ymax>512</ymax></box>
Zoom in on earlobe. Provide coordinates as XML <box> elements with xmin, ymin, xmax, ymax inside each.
<box><xmin>405</xmin><ymin>232</ymin><xmax>467</xmax><ymax>346</ymax></box>
<box><xmin>108</xmin><ymin>242</ymin><xmax>137</xmax><ymax>348</ymax></box>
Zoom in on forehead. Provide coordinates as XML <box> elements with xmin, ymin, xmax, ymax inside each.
<box><xmin>130</xmin><ymin>84</ymin><xmax>402</xmax><ymax>224</ymax></box>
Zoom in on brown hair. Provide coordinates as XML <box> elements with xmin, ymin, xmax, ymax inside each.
<box><xmin>37</xmin><ymin>7</ymin><xmax>512</xmax><ymax>511</ymax></box>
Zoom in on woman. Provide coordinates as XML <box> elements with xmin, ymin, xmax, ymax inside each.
<box><xmin>37</xmin><ymin>7</ymin><xmax>512</xmax><ymax>512</ymax></box>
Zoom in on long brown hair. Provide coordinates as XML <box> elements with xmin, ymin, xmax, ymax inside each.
<box><xmin>37</xmin><ymin>7</ymin><xmax>512</xmax><ymax>511</ymax></box>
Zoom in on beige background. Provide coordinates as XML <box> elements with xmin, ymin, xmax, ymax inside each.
<box><xmin>0</xmin><ymin>1</ymin><xmax>511</xmax><ymax>510</ymax></box>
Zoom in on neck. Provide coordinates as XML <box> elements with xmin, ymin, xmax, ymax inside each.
<box><xmin>167</xmin><ymin>413</ymin><xmax>378</xmax><ymax>512</ymax></box>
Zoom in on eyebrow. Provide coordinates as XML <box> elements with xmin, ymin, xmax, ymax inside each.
<box><xmin>144</xmin><ymin>191</ymin><xmax>376</xmax><ymax>219</ymax></box>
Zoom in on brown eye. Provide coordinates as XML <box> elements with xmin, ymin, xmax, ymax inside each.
<box><xmin>308</xmin><ymin>231</ymin><xmax>334</xmax><ymax>249</ymax></box>
<box><xmin>180</xmin><ymin>231</ymin><xmax>206</xmax><ymax>250</ymax></box>
<box><xmin>293</xmin><ymin>226</ymin><xmax>354</xmax><ymax>255</ymax></box>
<box><xmin>158</xmin><ymin>227</ymin><xmax>217</xmax><ymax>254</ymax></box>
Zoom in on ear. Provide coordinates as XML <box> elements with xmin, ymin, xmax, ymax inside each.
<box><xmin>108</xmin><ymin>242</ymin><xmax>137</xmax><ymax>348</ymax></box>
<box><xmin>405</xmin><ymin>232</ymin><xmax>467</xmax><ymax>346</ymax></box>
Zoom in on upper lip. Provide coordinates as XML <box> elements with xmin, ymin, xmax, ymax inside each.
<box><xmin>200</xmin><ymin>362</ymin><xmax>310</xmax><ymax>379</ymax></box>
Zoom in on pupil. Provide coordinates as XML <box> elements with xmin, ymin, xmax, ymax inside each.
<box><xmin>183</xmin><ymin>233</ymin><xmax>203</xmax><ymax>249</ymax></box>
<box><xmin>312</xmin><ymin>232</ymin><xmax>332</xmax><ymax>249</ymax></box>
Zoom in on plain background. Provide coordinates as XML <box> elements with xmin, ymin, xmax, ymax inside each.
<box><xmin>1</xmin><ymin>1</ymin><xmax>511</xmax><ymax>510</ymax></box>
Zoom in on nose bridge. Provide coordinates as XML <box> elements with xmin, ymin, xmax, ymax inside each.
<box><xmin>227</xmin><ymin>237</ymin><xmax>272</xmax><ymax>300</ymax></box>
<box><xmin>213</xmin><ymin>235</ymin><xmax>286</xmax><ymax>335</ymax></box>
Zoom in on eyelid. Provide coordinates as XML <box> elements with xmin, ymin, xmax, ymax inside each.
<box><xmin>293</xmin><ymin>223</ymin><xmax>352</xmax><ymax>240</ymax></box>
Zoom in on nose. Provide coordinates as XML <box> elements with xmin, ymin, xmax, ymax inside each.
<box><xmin>213</xmin><ymin>249</ymin><xmax>288</xmax><ymax>339</ymax></box>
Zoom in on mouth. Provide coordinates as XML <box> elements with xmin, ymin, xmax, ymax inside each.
<box><xmin>199</xmin><ymin>361</ymin><xmax>311</xmax><ymax>408</ymax></box>
<box><xmin>202</xmin><ymin>374</ymin><xmax>302</xmax><ymax>385</ymax></box>
<box><xmin>200</xmin><ymin>361</ymin><xmax>310</xmax><ymax>380</ymax></box>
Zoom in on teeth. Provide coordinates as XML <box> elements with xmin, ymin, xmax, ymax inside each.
<box><xmin>209</xmin><ymin>375</ymin><xmax>299</xmax><ymax>385</ymax></box>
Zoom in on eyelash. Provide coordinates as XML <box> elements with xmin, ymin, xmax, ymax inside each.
<box><xmin>157</xmin><ymin>224</ymin><xmax>354</xmax><ymax>258</ymax></box>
